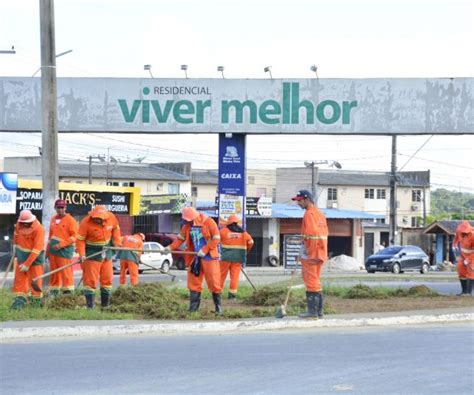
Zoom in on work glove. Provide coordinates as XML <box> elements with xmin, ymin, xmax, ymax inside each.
<box><xmin>163</xmin><ymin>246</ymin><xmax>172</xmax><ymax>254</ymax></box>
<box><xmin>464</xmin><ymin>259</ymin><xmax>469</xmax><ymax>266</ymax></box>
<box><xmin>19</xmin><ymin>264</ymin><xmax>29</xmax><ymax>272</ymax></box>
<box><xmin>197</xmin><ymin>249</ymin><xmax>206</xmax><ymax>258</ymax></box>
<box><xmin>79</xmin><ymin>256</ymin><xmax>86</xmax><ymax>264</ymax></box>
<box><xmin>190</xmin><ymin>257</ymin><xmax>201</xmax><ymax>277</ymax></box>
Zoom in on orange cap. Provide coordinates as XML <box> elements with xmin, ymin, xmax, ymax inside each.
<box><xmin>89</xmin><ymin>205</ymin><xmax>108</xmax><ymax>220</ymax></box>
<box><xmin>227</xmin><ymin>215</ymin><xmax>240</xmax><ymax>224</ymax></box>
<box><xmin>182</xmin><ymin>207</ymin><xmax>199</xmax><ymax>221</ymax></box>
<box><xmin>18</xmin><ymin>209</ymin><xmax>36</xmax><ymax>223</ymax></box>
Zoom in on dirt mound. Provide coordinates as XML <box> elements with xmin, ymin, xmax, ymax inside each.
<box><xmin>243</xmin><ymin>285</ymin><xmax>287</xmax><ymax>306</ymax></box>
<box><xmin>345</xmin><ymin>284</ymin><xmax>388</xmax><ymax>299</ymax></box>
<box><xmin>407</xmin><ymin>285</ymin><xmax>439</xmax><ymax>297</ymax></box>
<box><xmin>47</xmin><ymin>294</ymin><xmax>85</xmax><ymax>310</ymax></box>
<box><xmin>110</xmin><ymin>283</ymin><xmax>188</xmax><ymax>319</ymax></box>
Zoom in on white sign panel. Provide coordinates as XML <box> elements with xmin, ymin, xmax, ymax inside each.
<box><xmin>0</xmin><ymin>173</ymin><xmax>18</xmax><ymax>214</ymax></box>
<box><xmin>1</xmin><ymin>78</ymin><xmax>472</xmax><ymax>134</ymax></box>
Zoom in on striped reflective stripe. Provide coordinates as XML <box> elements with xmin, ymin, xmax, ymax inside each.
<box><xmin>461</xmin><ymin>248</ymin><xmax>474</xmax><ymax>253</ymax></box>
<box><xmin>178</xmin><ymin>234</ymin><xmax>185</xmax><ymax>241</ymax></box>
<box><xmin>85</xmin><ymin>239</ymin><xmax>111</xmax><ymax>246</ymax></box>
<box><xmin>221</xmin><ymin>244</ymin><xmax>247</xmax><ymax>250</ymax></box>
<box><xmin>212</xmin><ymin>235</ymin><xmax>221</xmax><ymax>240</ymax></box>
<box><xmin>302</xmin><ymin>235</ymin><xmax>328</xmax><ymax>240</ymax></box>
<box><xmin>77</xmin><ymin>235</ymin><xmax>85</xmax><ymax>240</ymax></box>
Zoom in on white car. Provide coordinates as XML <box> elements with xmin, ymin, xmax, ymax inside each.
<box><xmin>139</xmin><ymin>241</ymin><xmax>173</xmax><ymax>273</ymax></box>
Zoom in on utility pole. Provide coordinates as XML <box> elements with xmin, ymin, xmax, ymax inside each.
<box><xmin>40</xmin><ymin>0</ymin><xmax>58</xmax><ymax>241</ymax></box>
<box><xmin>389</xmin><ymin>135</ymin><xmax>398</xmax><ymax>245</ymax></box>
<box><xmin>304</xmin><ymin>160</ymin><xmax>341</xmax><ymax>207</ymax></box>
<box><xmin>88</xmin><ymin>155</ymin><xmax>92</xmax><ymax>184</ymax></box>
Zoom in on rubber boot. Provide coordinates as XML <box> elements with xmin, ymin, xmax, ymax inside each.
<box><xmin>467</xmin><ymin>279</ymin><xmax>473</xmax><ymax>296</ymax></box>
<box><xmin>212</xmin><ymin>293</ymin><xmax>222</xmax><ymax>315</ymax></box>
<box><xmin>457</xmin><ymin>279</ymin><xmax>468</xmax><ymax>296</ymax></box>
<box><xmin>189</xmin><ymin>291</ymin><xmax>201</xmax><ymax>312</ymax></box>
<box><xmin>100</xmin><ymin>289</ymin><xmax>111</xmax><ymax>309</ymax></box>
<box><xmin>298</xmin><ymin>292</ymin><xmax>318</xmax><ymax>318</ymax></box>
<box><xmin>10</xmin><ymin>296</ymin><xmax>27</xmax><ymax>310</ymax></box>
<box><xmin>316</xmin><ymin>292</ymin><xmax>324</xmax><ymax>318</ymax></box>
<box><xmin>29</xmin><ymin>297</ymin><xmax>43</xmax><ymax>308</ymax></box>
<box><xmin>62</xmin><ymin>289</ymin><xmax>73</xmax><ymax>296</ymax></box>
<box><xmin>85</xmin><ymin>293</ymin><xmax>95</xmax><ymax>309</ymax></box>
<box><xmin>49</xmin><ymin>288</ymin><xmax>60</xmax><ymax>298</ymax></box>
<box><xmin>228</xmin><ymin>292</ymin><xmax>237</xmax><ymax>301</ymax></box>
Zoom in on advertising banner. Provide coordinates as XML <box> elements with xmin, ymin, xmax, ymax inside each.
<box><xmin>1</xmin><ymin>78</ymin><xmax>472</xmax><ymax>135</ymax></box>
<box><xmin>246</xmin><ymin>196</ymin><xmax>272</xmax><ymax>217</ymax></box>
<box><xmin>0</xmin><ymin>173</ymin><xmax>17</xmax><ymax>214</ymax></box>
<box><xmin>16</xmin><ymin>188</ymin><xmax>132</xmax><ymax>218</ymax></box>
<box><xmin>140</xmin><ymin>194</ymin><xmax>187</xmax><ymax>214</ymax></box>
<box><xmin>283</xmin><ymin>234</ymin><xmax>302</xmax><ymax>270</ymax></box>
<box><xmin>218</xmin><ymin>134</ymin><xmax>246</xmax><ymax>224</ymax></box>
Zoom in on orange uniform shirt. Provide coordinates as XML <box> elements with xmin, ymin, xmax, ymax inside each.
<box><xmin>301</xmin><ymin>205</ymin><xmax>328</xmax><ymax>262</ymax></box>
<box><xmin>14</xmin><ymin>219</ymin><xmax>45</xmax><ymax>267</ymax></box>
<box><xmin>220</xmin><ymin>227</ymin><xmax>254</xmax><ymax>263</ymax></box>
<box><xmin>48</xmin><ymin>213</ymin><xmax>78</xmax><ymax>258</ymax></box>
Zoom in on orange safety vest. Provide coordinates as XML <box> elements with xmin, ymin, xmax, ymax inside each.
<box><xmin>220</xmin><ymin>227</ymin><xmax>254</xmax><ymax>263</ymax></box>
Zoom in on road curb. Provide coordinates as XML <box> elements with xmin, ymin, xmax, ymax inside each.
<box><xmin>1</xmin><ymin>312</ymin><xmax>472</xmax><ymax>341</ymax></box>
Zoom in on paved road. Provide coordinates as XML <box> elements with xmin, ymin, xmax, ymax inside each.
<box><xmin>1</xmin><ymin>324</ymin><xmax>472</xmax><ymax>394</ymax></box>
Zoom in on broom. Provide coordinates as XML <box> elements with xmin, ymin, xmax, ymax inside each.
<box><xmin>275</xmin><ymin>263</ymin><xmax>299</xmax><ymax>319</ymax></box>
<box><xmin>31</xmin><ymin>250</ymin><xmax>104</xmax><ymax>293</ymax></box>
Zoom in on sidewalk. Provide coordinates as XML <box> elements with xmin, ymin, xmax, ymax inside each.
<box><xmin>1</xmin><ymin>307</ymin><xmax>472</xmax><ymax>341</ymax></box>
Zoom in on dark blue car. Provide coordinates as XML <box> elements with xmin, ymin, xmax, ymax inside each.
<box><xmin>365</xmin><ymin>245</ymin><xmax>430</xmax><ymax>274</ymax></box>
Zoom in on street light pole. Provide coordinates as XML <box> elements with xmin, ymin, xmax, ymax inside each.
<box><xmin>40</xmin><ymin>0</ymin><xmax>58</xmax><ymax>242</ymax></box>
<box><xmin>304</xmin><ymin>160</ymin><xmax>341</xmax><ymax>206</ymax></box>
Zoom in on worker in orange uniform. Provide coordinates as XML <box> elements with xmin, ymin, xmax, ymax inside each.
<box><xmin>292</xmin><ymin>190</ymin><xmax>328</xmax><ymax>318</ymax></box>
<box><xmin>453</xmin><ymin>220</ymin><xmax>474</xmax><ymax>296</ymax></box>
<box><xmin>47</xmin><ymin>199</ymin><xmax>78</xmax><ymax>296</ymax></box>
<box><xmin>164</xmin><ymin>207</ymin><xmax>223</xmax><ymax>314</ymax></box>
<box><xmin>220</xmin><ymin>214</ymin><xmax>254</xmax><ymax>300</ymax></box>
<box><xmin>76</xmin><ymin>205</ymin><xmax>121</xmax><ymax>308</ymax></box>
<box><xmin>10</xmin><ymin>210</ymin><xmax>45</xmax><ymax>310</ymax></box>
<box><xmin>118</xmin><ymin>233</ymin><xmax>145</xmax><ymax>286</ymax></box>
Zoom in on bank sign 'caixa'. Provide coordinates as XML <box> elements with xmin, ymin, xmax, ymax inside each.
<box><xmin>0</xmin><ymin>78</ymin><xmax>473</xmax><ymax>134</ymax></box>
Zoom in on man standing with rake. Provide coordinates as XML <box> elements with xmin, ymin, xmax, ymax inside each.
<box><xmin>292</xmin><ymin>190</ymin><xmax>328</xmax><ymax>319</ymax></box>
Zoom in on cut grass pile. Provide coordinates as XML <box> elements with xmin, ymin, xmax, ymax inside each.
<box><xmin>0</xmin><ymin>282</ymin><xmax>452</xmax><ymax>322</ymax></box>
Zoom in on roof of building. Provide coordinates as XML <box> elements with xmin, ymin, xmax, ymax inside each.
<box><xmin>197</xmin><ymin>203</ymin><xmax>384</xmax><ymax>220</ymax></box>
<box><xmin>192</xmin><ymin>169</ymin><xmax>219</xmax><ymax>184</ymax></box>
<box><xmin>424</xmin><ymin>220</ymin><xmax>474</xmax><ymax>235</ymax></box>
<box><xmin>191</xmin><ymin>169</ymin><xmax>430</xmax><ymax>187</ymax></box>
<box><xmin>60</xmin><ymin>162</ymin><xmax>190</xmax><ymax>181</ymax></box>
<box><xmin>315</xmin><ymin>170</ymin><xmax>429</xmax><ymax>187</ymax></box>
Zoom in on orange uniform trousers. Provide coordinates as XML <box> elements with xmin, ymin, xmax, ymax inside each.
<box><xmin>49</xmin><ymin>255</ymin><xmax>75</xmax><ymax>292</ymax></box>
<box><xmin>12</xmin><ymin>264</ymin><xmax>43</xmax><ymax>299</ymax></box>
<box><xmin>220</xmin><ymin>261</ymin><xmax>241</xmax><ymax>293</ymax></box>
<box><xmin>120</xmin><ymin>260</ymin><xmax>139</xmax><ymax>286</ymax></box>
<box><xmin>188</xmin><ymin>259</ymin><xmax>222</xmax><ymax>293</ymax></box>
<box><xmin>457</xmin><ymin>259</ymin><xmax>468</xmax><ymax>279</ymax></box>
<box><xmin>82</xmin><ymin>258</ymin><xmax>113</xmax><ymax>295</ymax></box>
<box><xmin>301</xmin><ymin>259</ymin><xmax>323</xmax><ymax>292</ymax></box>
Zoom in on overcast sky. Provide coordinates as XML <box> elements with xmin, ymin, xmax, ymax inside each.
<box><xmin>1</xmin><ymin>0</ymin><xmax>473</xmax><ymax>192</ymax></box>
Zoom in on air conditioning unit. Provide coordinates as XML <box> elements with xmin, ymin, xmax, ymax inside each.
<box><xmin>411</xmin><ymin>204</ymin><xmax>419</xmax><ymax>211</ymax></box>
<box><xmin>327</xmin><ymin>201</ymin><xmax>338</xmax><ymax>209</ymax></box>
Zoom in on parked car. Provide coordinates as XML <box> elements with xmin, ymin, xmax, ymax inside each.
<box><xmin>112</xmin><ymin>241</ymin><xmax>173</xmax><ymax>274</ymax></box>
<box><xmin>365</xmin><ymin>245</ymin><xmax>430</xmax><ymax>274</ymax></box>
<box><xmin>145</xmin><ymin>233</ymin><xmax>186</xmax><ymax>270</ymax></box>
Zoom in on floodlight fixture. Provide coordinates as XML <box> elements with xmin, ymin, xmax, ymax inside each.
<box><xmin>217</xmin><ymin>65</ymin><xmax>225</xmax><ymax>78</ymax></box>
<box><xmin>0</xmin><ymin>45</ymin><xmax>16</xmax><ymax>55</ymax></box>
<box><xmin>310</xmin><ymin>64</ymin><xmax>319</xmax><ymax>79</ymax></box>
<box><xmin>181</xmin><ymin>64</ymin><xmax>188</xmax><ymax>78</ymax></box>
<box><xmin>144</xmin><ymin>64</ymin><xmax>154</xmax><ymax>78</ymax></box>
<box><xmin>264</xmin><ymin>66</ymin><xmax>273</xmax><ymax>79</ymax></box>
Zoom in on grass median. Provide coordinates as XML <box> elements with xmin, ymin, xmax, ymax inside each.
<box><xmin>1</xmin><ymin>283</ymin><xmax>472</xmax><ymax>322</ymax></box>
